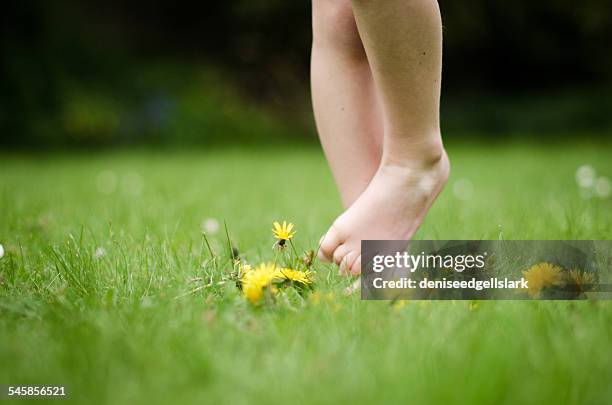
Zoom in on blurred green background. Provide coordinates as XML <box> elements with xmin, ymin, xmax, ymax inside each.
<box><xmin>1</xmin><ymin>0</ymin><xmax>611</xmax><ymax>148</ymax></box>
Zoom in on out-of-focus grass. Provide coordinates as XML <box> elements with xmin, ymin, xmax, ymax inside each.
<box><xmin>0</xmin><ymin>140</ymin><xmax>611</xmax><ymax>404</ymax></box>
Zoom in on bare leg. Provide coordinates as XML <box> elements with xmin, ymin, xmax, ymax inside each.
<box><xmin>319</xmin><ymin>0</ymin><xmax>450</xmax><ymax>274</ymax></box>
<box><xmin>311</xmin><ymin>0</ymin><xmax>384</xmax><ymax>208</ymax></box>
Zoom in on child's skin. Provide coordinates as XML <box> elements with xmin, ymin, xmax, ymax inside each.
<box><xmin>312</xmin><ymin>0</ymin><xmax>449</xmax><ymax>275</ymax></box>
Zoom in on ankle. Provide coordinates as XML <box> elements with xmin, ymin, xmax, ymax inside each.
<box><xmin>381</xmin><ymin>136</ymin><xmax>446</xmax><ymax>170</ymax></box>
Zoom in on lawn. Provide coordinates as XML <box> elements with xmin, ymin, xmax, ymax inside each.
<box><xmin>1</xmin><ymin>140</ymin><xmax>611</xmax><ymax>404</ymax></box>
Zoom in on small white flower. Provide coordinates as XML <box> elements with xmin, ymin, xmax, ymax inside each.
<box><xmin>452</xmin><ymin>178</ymin><xmax>474</xmax><ymax>200</ymax></box>
<box><xmin>595</xmin><ymin>176</ymin><xmax>611</xmax><ymax>199</ymax></box>
<box><xmin>0</xmin><ymin>243</ymin><xmax>4</xmax><ymax>259</ymax></box>
<box><xmin>201</xmin><ymin>218</ymin><xmax>220</xmax><ymax>234</ymax></box>
<box><xmin>94</xmin><ymin>247</ymin><xmax>106</xmax><ymax>258</ymax></box>
<box><xmin>575</xmin><ymin>165</ymin><xmax>596</xmax><ymax>189</ymax></box>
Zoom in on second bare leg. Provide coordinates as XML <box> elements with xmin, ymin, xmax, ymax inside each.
<box><xmin>311</xmin><ymin>0</ymin><xmax>384</xmax><ymax>208</ymax></box>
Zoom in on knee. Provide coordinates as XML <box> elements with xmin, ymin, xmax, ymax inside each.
<box><xmin>312</xmin><ymin>0</ymin><xmax>365</xmax><ymax>59</ymax></box>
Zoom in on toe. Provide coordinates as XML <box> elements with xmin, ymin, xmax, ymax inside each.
<box><xmin>338</xmin><ymin>250</ymin><xmax>358</xmax><ymax>275</ymax></box>
<box><xmin>318</xmin><ymin>228</ymin><xmax>343</xmax><ymax>262</ymax></box>
<box><xmin>332</xmin><ymin>244</ymin><xmax>350</xmax><ymax>265</ymax></box>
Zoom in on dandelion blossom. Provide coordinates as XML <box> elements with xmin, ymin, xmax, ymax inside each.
<box><xmin>272</xmin><ymin>221</ymin><xmax>296</xmax><ymax>248</ymax></box>
<box><xmin>277</xmin><ymin>268</ymin><xmax>313</xmax><ymax>285</ymax></box>
<box><xmin>241</xmin><ymin>263</ymin><xmax>278</xmax><ymax>304</ymax></box>
<box><xmin>522</xmin><ymin>262</ymin><xmax>564</xmax><ymax>298</ymax></box>
<box><xmin>567</xmin><ymin>269</ymin><xmax>595</xmax><ymax>294</ymax></box>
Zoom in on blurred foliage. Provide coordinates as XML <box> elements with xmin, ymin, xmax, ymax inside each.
<box><xmin>440</xmin><ymin>0</ymin><xmax>611</xmax><ymax>89</ymax></box>
<box><xmin>1</xmin><ymin>0</ymin><xmax>611</xmax><ymax>147</ymax></box>
<box><xmin>1</xmin><ymin>60</ymin><xmax>297</xmax><ymax>147</ymax></box>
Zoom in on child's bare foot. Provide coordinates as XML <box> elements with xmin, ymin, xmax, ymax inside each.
<box><xmin>318</xmin><ymin>147</ymin><xmax>450</xmax><ymax>275</ymax></box>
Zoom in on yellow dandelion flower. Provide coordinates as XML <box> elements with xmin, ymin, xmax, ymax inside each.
<box><xmin>272</xmin><ymin>221</ymin><xmax>296</xmax><ymax>247</ymax></box>
<box><xmin>567</xmin><ymin>269</ymin><xmax>595</xmax><ymax>294</ymax></box>
<box><xmin>241</xmin><ymin>263</ymin><xmax>278</xmax><ymax>304</ymax></box>
<box><xmin>522</xmin><ymin>262</ymin><xmax>565</xmax><ymax>298</ymax></box>
<box><xmin>276</xmin><ymin>268</ymin><xmax>313</xmax><ymax>285</ymax></box>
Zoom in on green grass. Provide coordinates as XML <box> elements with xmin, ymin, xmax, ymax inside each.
<box><xmin>1</xmin><ymin>140</ymin><xmax>611</xmax><ymax>404</ymax></box>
